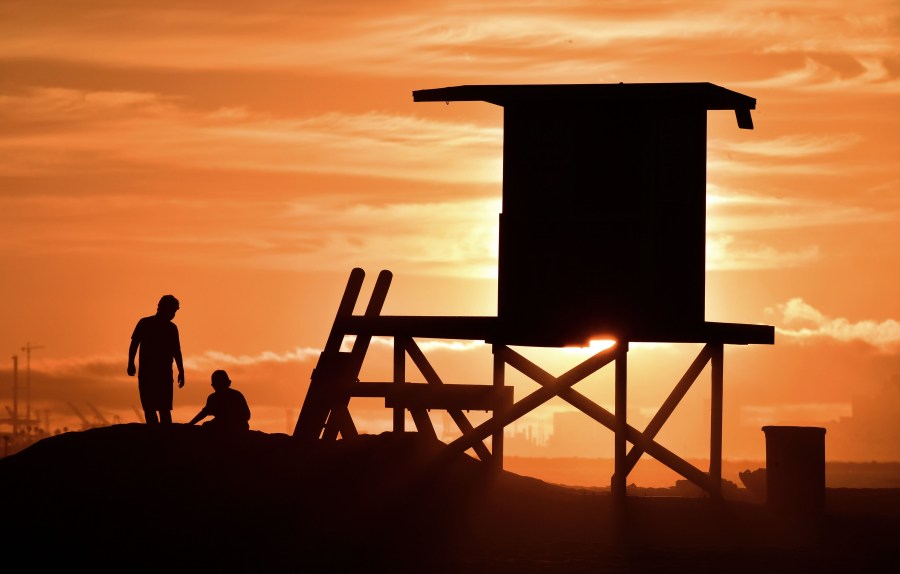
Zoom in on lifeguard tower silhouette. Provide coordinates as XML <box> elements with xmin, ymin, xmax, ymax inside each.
<box><xmin>295</xmin><ymin>83</ymin><xmax>773</xmax><ymax>499</ymax></box>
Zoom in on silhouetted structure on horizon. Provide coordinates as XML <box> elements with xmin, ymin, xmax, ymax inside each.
<box><xmin>417</xmin><ymin>83</ymin><xmax>761</xmax><ymax>347</ymax></box>
<box><xmin>296</xmin><ymin>83</ymin><xmax>774</xmax><ymax>501</ymax></box>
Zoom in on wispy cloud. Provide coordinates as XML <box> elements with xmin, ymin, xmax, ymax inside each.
<box><xmin>740</xmin><ymin>57</ymin><xmax>900</xmax><ymax>93</ymax></box>
<box><xmin>714</xmin><ymin>134</ymin><xmax>863</xmax><ymax>158</ymax></box>
<box><xmin>0</xmin><ymin>88</ymin><xmax>502</xmax><ymax>184</ymax></box>
<box><xmin>708</xmin><ymin>198</ymin><xmax>889</xmax><ymax>233</ymax></box>
<box><xmin>183</xmin><ymin>347</ymin><xmax>322</xmax><ymax>370</ymax></box>
<box><xmin>768</xmin><ymin>298</ymin><xmax>900</xmax><ymax>350</ymax></box>
<box><xmin>706</xmin><ymin>182</ymin><xmax>893</xmax><ymax>234</ymax></box>
<box><xmin>0</xmin><ymin>191</ymin><xmax>502</xmax><ymax>276</ymax></box>
<box><xmin>31</xmin><ymin>347</ymin><xmax>321</xmax><ymax>376</ymax></box>
<box><xmin>266</xmin><ymin>199</ymin><xmax>501</xmax><ymax>277</ymax></box>
<box><xmin>707</xmin><ymin>235</ymin><xmax>820</xmax><ymax>270</ymax></box>
<box><xmin>344</xmin><ymin>336</ymin><xmax>488</xmax><ymax>353</ymax></box>
<box><xmin>3</xmin><ymin>0</ymin><xmax>896</xmax><ymax>84</ymax></box>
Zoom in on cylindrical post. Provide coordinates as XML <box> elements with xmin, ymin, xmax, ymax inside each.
<box><xmin>763</xmin><ymin>426</ymin><xmax>826</xmax><ymax>519</ymax></box>
<box><xmin>25</xmin><ymin>345</ymin><xmax>30</xmax><ymax>423</ymax></box>
<box><xmin>710</xmin><ymin>343</ymin><xmax>724</xmax><ymax>498</ymax></box>
<box><xmin>393</xmin><ymin>337</ymin><xmax>406</xmax><ymax>432</ymax></box>
<box><xmin>612</xmin><ymin>343</ymin><xmax>628</xmax><ymax>501</ymax></box>
<box><xmin>11</xmin><ymin>355</ymin><xmax>18</xmax><ymax>434</ymax></box>
<box><xmin>491</xmin><ymin>345</ymin><xmax>506</xmax><ymax>471</ymax></box>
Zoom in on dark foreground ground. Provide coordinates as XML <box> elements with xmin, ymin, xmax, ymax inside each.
<box><xmin>1</xmin><ymin>425</ymin><xmax>897</xmax><ymax>573</ymax></box>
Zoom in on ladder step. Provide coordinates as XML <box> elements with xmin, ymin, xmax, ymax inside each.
<box><xmin>349</xmin><ymin>383</ymin><xmax>513</xmax><ymax>411</ymax></box>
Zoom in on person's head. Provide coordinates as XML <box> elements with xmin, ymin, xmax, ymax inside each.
<box><xmin>211</xmin><ymin>369</ymin><xmax>231</xmax><ymax>391</ymax></box>
<box><xmin>157</xmin><ymin>294</ymin><xmax>179</xmax><ymax>320</ymax></box>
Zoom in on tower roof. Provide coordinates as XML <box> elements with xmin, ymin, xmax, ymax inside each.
<box><xmin>414</xmin><ymin>82</ymin><xmax>755</xmax><ymax>128</ymax></box>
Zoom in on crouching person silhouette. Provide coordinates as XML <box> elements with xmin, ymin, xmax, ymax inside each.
<box><xmin>188</xmin><ymin>370</ymin><xmax>251</xmax><ymax>432</ymax></box>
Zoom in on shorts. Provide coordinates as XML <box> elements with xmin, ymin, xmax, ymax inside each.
<box><xmin>138</xmin><ymin>374</ymin><xmax>174</xmax><ymax>411</ymax></box>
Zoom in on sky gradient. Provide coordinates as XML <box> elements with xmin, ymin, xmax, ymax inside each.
<box><xmin>2</xmin><ymin>1</ymin><xmax>899</xmax><ymax>467</ymax></box>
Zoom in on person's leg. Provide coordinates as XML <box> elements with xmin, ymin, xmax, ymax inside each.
<box><xmin>159</xmin><ymin>379</ymin><xmax>174</xmax><ymax>425</ymax></box>
<box><xmin>139</xmin><ymin>378</ymin><xmax>159</xmax><ymax>425</ymax></box>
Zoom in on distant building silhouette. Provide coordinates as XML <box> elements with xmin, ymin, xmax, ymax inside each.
<box><xmin>827</xmin><ymin>377</ymin><xmax>900</xmax><ymax>460</ymax></box>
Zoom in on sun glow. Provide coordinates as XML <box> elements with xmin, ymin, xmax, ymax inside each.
<box><xmin>564</xmin><ymin>338</ymin><xmax>617</xmax><ymax>355</ymax></box>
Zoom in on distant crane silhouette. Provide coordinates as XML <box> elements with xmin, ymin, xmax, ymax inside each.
<box><xmin>67</xmin><ymin>402</ymin><xmax>93</xmax><ymax>430</ymax></box>
<box><xmin>87</xmin><ymin>404</ymin><xmax>111</xmax><ymax>427</ymax></box>
<box><xmin>21</xmin><ymin>342</ymin><xmax>44</xmax><ymax>424</ymax></box>
<box><xmin>10</xmin><ymin>354</ymin><xmax>18</xmax><ymax>434</ymax></box>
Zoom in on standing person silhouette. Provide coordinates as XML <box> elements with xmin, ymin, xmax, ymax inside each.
<box><xmin>127</xmin><ymin>295</ymin><xmax>185</xmax><ymax>425</ymax></box>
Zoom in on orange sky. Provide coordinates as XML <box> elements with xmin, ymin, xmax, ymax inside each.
<box><xmin>2</xmin><ymin>1</ymin><xmax>899</xmax><ymax>466</ymax></box>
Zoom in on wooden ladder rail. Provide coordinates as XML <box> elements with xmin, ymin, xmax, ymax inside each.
<box><xmin>293</xmin><ymin>268</ymin><xmax>392</xmax><ymax>440</ymax></box>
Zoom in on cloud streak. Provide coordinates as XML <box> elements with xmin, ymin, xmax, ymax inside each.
<box><xmin>715</xmin><ymin>134</ymin><xmax>863</xmax><ymax>159</ymax></box>
<box><xmin>742</xmin><ymin>56</ymin><xmax>900</xmax><ymax>93</ymax></box>
<box><xmin>0</xmin><ymin>88</ymin><xmax>503</xmax><ymax>184</ymax></box>
<box><xmin>2</xmin><ymin>0</ymin><xmax>897</xmax><ymax>86</ymax></box>
<box><xmin>707</xmin><ymin>193</ymin><xmax>890</xmax><ymax>233</ymax></box>
<box><xmin>769</xmin><ymin>298</ymin><xmax>900</xmax><ymax>350</ymax></box>
<box><xmin>707</xmin><ymin>235</ymin><xmax>820</xmax><ymax>270</ymax></box>
<box><xmin>183</xmin><ymin>347</ymin><xmax>322</xmax><ymax>370</ymax></box>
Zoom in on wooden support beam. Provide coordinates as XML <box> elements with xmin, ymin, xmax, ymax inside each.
<box><xmin>405</xmin><ymin>341</ymin><xmax>494</xmax><ymax>463</ymax></box>
<box><xmin>709</xmin><ymin>343</ymin><xmax>724</xmax><ymax>498</ymax></box>
<box><xmin>503</xmin><ymin>347</ymin><xmax>716</xmax><ymax>493</ymax></box>
<box><xmin>342</xmin><ymin>316</ymin><xmax>774</xmax><ymax>345</ymax></box>
<box><xmin>351</xmin><ymin>381</ymin><xmax>511</xmax><ymax>408</ymax></box>
<box><xmin>613</xmin><ymin>344</ymin><xmax>628</xmax><ymax>500</ymax></box>
<box><xmin>445</xmin><ymin>345</ymin><xmax>618</xmax><ymax>460</ymax></box>
<box><xmin>410</xmin><ymin>408</ymin><xmax>437</xmax><ymax>441</ymax></box>
<box><xmin>492</xmin><ymin>345</ymin><xmax>506</xmax><ymax>471</ymax></box>
<box><xmin>323</xmin><ymin>268</ymin><xmax>366</xmax><ymax>354</ymax></box>
<box><xmin>381</xmin><ymin>384</ymin><xmax>513</xmax><ymax>411</ymax></box>
<box><xmin>394</xmin><ymin>336</ymin><xmax>407</xmax><ymax>432</ymax></box>
<box><xmin>615</xmin><ymin>344</ymin><xmax>713</xmax><ymax>479</ymax></box>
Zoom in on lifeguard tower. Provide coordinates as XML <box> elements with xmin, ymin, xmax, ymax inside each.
<box><xmin>294</xmin><ymin>83</ymin><xmax>773</xmax><ymax>499</ymax></box>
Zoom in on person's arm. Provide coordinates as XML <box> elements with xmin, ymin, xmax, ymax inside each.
<box><xmin>127</xmin><ymin>328</ymin><xmax>139</xmax><ymax>376</ymax></box>
<box><xmin>241</xmin><ymin>395</ymin><xmax>251</xmax><ymax>423</ymax></box>
<box><xmin>128</xmin><ymin>319</ymin><xmax>143</xmax><ymax>376</ymax></box>
<box><xmin>187</xmin><ymin>407</ymin><xmax>208</xmax><ymax>426</ymax></box>
<box><xmin>174</xmin><ymin>327</ymin><xmax>185</xmax><ymax>388</ymax></box>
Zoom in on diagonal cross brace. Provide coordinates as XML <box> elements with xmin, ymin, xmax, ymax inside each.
<box><xmin>503</xmin><ymin>346</ymin><xmax>716</xmax><ymax>493</ymax></box>
<box><xmin>443</xmin><ymin>344</ymin><xmax>619</xmax><ymax>459</ymax></box>
<box><xmin>615</xmin><ymin>343</ymin><xmax>714</xmax><ymax>480</ymax></box>
<box><xmin>394</xmin><ymin>336</ymin><xmax>439</xmax><ymax>442</ymax></box>
<box><xmin>405</xmin><ymin>340</ymin><xmax>494</xmax><ymax>462</ymax></box>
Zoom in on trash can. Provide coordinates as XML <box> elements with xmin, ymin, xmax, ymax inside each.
<box><xmin>762</xmin><ymin>426</ymin><xmax>826</xmax><ymax>518</ymax></box>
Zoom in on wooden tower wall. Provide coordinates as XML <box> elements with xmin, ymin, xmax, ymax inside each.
<box><xmin>498</xmin><ymin>104</ymin><xmax>708</xmax><ymax>346</ymax></box>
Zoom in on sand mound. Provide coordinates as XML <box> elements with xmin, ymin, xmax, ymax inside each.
<box><xmin>0</xmin><ymin>424</ymin><xmax>573</xmax><ymax>571</ymax></box>
<box><xmin>2</xmin><ymin>425</ymin><xmax>898</xmax><ymax>572</ymax></box>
